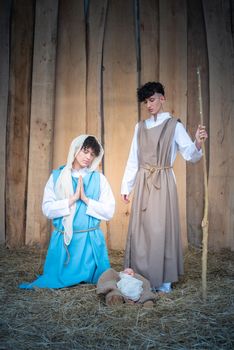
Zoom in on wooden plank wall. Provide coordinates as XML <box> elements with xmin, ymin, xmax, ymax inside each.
<box><xmin>53</xmin><ymin>0</ymin><xmax>86</xmax><ymax>168</ymax></box>
<box><xmin>139</xmin><ymin>0</ymin><xmax>159</xmax><ymax>120</ymax></box>
<box><xmin>6</xmin><ymin>0</ymin><xmax>34</xmax><ymax>248</ymax></box>
<box><xmin>187</xmin><ymin>0</ymin><xmax>209</xmax><ymax>247</ymax></box>
<box><xmin>86</xmin><ymin>0</ymin><xmax>108</xmax><ymax>140</ymax></box>
<box><xmin>2</xmin><ymin>0</ymin><xmax>234</xmax><ymax>251</ymax></box>
<box><xmin>159</xmin><ymin>0</ymin><xmax>188</xmax><ymax>247</ymax></box>
<box><xmin>203</xmin><ymin>0</ymin><xmax>234</xmax><ymax>250</ymax></box>
<box><xmin>25</xmin><ymin>0</ymin><xmax>58</xmax><ymax>246</ymax></box>
<box><xmin>103</xmin><ymin>0</ymin><xmax>138</xmax><ymax>249</ymax></box>
<box><xmin>0</xmin><ymin>0</ymin><xmax>11</xmax><ymax>243</ymax></box>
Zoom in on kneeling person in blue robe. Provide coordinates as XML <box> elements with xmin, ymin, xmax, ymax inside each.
<box><xmin>20</xmin><ymin>135</ymin><xmax>115</xmax><ymax>289</ymax></box>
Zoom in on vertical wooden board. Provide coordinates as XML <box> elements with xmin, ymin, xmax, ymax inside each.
<box><xmin>26</xmin><ymin>0</ymin><xmax>58</xmax><ymax>246</ymax></box>
<box><xmin>206</xmin><ymin>177</ymin><xmax>233</xmax><ymax>250</ymax></box>
<box><xmin>187</xmin><ymin>0</ymin><xmax>209</xmax><ymax>247</ymax></box>
<box><xmin>86</xmin><ymin>0</ymin><xmax>109</xmax><ymax>240</ymax></box>
<box><xmin>159</xmin><ymin>0</ymin><xmax>188</xmax><ymax>247</ymax></box>
<box><xmin>6</xmin><ymin>0</ymin><xmax>34</xmax><ymax>248</ymax></box>
<box><xmin>139</xmin><ymin>0</ymin><xmax>159</xmax><ymax>120</ymax></box>
<box><xmin>86</xmin><ymin>0</ymin><xmax>108</xmax><ymax>140</ymax></box>
<box><xmin>203</xmin><ymin>0</ymin><xmax>234</xmax><ymax>250</ymax></box>
<box><xmin>53</xmin><ymin>0</ymin><xmax>86</xmax><ymax>168</ymax></box>
<box><xmin>0</xmin><ymin>0</ymin><xmax>11</xmax><ymax>244</ymax></box>
<box><xmin>103</xmin><ymin>0</ymin><xmax>138</xmax><ymax>249</ymax></box>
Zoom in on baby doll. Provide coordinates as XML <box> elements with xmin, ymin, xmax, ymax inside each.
<box><xmin>96</xmin><ymin>268</ymin><xmax>155</xmax><ymax>308</ymax></box>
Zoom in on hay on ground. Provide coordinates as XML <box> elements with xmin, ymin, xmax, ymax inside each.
<box><xmin>0</xmin><ymin>245</ymin><xmax>234</xmax><ymax>349</ymax></box>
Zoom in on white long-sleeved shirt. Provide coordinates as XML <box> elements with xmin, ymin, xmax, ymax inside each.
<box><xmin>42</xmin><ymin>167</ymin><xmax>115</xmax><ymax>221</ymax></box>
<box><xmin>121</xmin><ymin>112</ymin><xmax>202</xmax><ymax>195</ymax></box>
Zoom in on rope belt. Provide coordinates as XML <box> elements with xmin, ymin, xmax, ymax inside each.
<box><xmin>140</xmin><ymin>164</ymin><xmax>172</xmax><ymax>177</ymax></box>
<box><xmin>53</xmin><ymin>225</ymin><xmax>100</xmax><ymax>265</ymax></box>
<box><xmin>54</xmin><ymin>225</ymin><xmax>100</xmax><ymax>234</ymax></box>
<box><xmin>140</xmin><ymin>164</ymin><xmax>173</xmax><ymax>210</ymax></box>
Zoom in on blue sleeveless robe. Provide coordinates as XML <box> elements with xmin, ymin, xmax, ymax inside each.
<box><xmin>19</xmin><ymin>168</ymin><xmax>110</xmax><ymax>289</ymax></box>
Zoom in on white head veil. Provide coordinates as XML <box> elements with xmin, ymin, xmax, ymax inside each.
<box><xmin>54</xmin><ymin>135</ymin><xmax>104</xmax><ymax>246</ymax></box>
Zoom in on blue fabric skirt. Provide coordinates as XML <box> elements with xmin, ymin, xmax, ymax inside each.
<box><xmin>19</xmin><ymin>228</ymin><xmax>110</xmax><ymax>289</ymax></box>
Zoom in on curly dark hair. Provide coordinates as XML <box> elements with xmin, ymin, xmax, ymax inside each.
<box><xmin>137</xmin><ymin>82</ymin><xmax>165</xmax><ymax>102</ymax></box>
<box><xmin>82</xmin><ymin>136</ymin><xmax>101</xmax><ymax>156</ymax></box>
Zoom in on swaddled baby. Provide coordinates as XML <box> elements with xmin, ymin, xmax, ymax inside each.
<box><xmin>96</xmin><ymin>267</ymin><xmax>155</xmax><ymax>307</ymax></box>
<box><xmin>117</xmin><ymin>268</ymin><xmax>143</xmax><ymax>301</ymax></box>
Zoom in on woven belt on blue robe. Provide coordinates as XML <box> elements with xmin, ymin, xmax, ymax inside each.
<box><xmin>54</xmin><ymin>225</ymin><xmax>100</xmax><ymax>265</ymax></box>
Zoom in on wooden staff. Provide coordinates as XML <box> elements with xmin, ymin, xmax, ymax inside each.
<box><xmin>197</xmin><ymin>66</ymin><xmax>209</xmax><ymax>300</ymax></box>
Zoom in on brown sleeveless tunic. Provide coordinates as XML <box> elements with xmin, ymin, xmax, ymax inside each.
<box><xmin>124</xmin><ymin>117</ymin><xmax>184</xmax><ymax>288</ymax></box>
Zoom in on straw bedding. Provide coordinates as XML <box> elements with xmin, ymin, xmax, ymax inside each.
<box><xmin>0</xmin><ymin>245</ymin><xmax>233</xmax><ymax>349</ymax></box>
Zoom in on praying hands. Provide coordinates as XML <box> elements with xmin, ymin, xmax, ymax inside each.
<box><xmin>69</xmin><ymin>176</ymin><xmax>89</xmax><ymax>207</ymax></box>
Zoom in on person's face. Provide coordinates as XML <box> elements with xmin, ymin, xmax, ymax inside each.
<box><xmin>123</xmin><ymin>268</ymin><xmax>135</xmax><ymax>276</ymax></box>
<box><xmin>144</xmin><ymin>93</ymin><xmax>165</xmax><ymax>116</ymax></box>
<box><xmin>73</xmin><ymin>147</ymin><xmax>96</xmax><ymax>170</ymax></box>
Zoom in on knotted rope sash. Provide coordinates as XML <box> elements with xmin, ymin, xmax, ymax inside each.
<box><xmin>140</xmin><ymin>164</ymin><xmax>172</xmax><ymax>210</ymax></box>
<box><xmin>53</xmin><ymin>225</ymin><xmax>100</xmax><ymax>265</ymax></box>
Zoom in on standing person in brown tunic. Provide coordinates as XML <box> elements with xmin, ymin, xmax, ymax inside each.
<box><xmin>121</xmin><ymin>82</ymin><xmax>208</xmax><ymax>293</ymax></box>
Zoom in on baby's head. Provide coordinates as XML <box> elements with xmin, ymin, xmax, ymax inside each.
<box><xmin>123</xmin><ymin>268</ymin><xmax>135</xmax><ymax>276</ymax></box>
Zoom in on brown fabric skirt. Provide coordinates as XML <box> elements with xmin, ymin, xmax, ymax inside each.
<box><xmin>124</xmin><ymin>167</ymin><xmax>184</xmax><ymax>288</ymax></box>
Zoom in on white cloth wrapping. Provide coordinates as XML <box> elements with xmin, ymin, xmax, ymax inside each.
<box><xmin>121</xmin><ymin>113</ymin><xmax>203</xmax><ymax>195</ymax></box>
<box><xmin>117</xmin><ymin>272</ymin><xmax>143</xmax><ymax>301</ymax></box>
